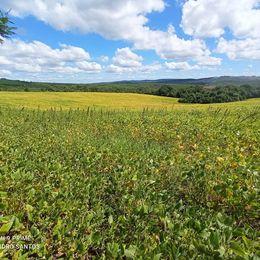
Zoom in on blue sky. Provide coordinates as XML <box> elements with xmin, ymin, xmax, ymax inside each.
<box><xmin>0</xmin><ymin>0</ymin><xmax>260</xmax><ymax>83</ymax></box>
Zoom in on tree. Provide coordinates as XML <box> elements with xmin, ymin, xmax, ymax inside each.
<box><xmin>0</xmin><ymin>10</ymin><xmax>16</xmax><ymax>43</ymax></box>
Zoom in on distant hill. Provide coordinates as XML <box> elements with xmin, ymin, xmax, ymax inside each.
<box><xmin>0</xmin><ymin>76</ymin><xmax>259</xmax><ymax>93</ymax></box>
<box><xmin>113</xmin><ymin>76</ymin><xmax>260</xmax><ymax>87</ymax></box>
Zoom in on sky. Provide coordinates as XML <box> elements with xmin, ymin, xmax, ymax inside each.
<box><xmin>0</xmin><ymin>0</ymin><xmax>260</xmax><ymax>83</ymax></box>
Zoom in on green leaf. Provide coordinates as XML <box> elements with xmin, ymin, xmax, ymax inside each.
<box><xmin>0</xmin><ymin>203</ymin><xmax>5</xmax><ymax>210</ymax></box>
<box><xmin>107</xmin><ymin>242</ymin><xmax>119</xmax><ymax>258</ymax></box>
<box><xmin>0</xmin><ymin>192</ymin><xmax>7</xmax><ymax>198</ymax></box>
<box><xmin>153</xmin><ymin>253</ymin><xmax>162</xmax><ymax>260</ymax></box>
<box><xmin>242</xmin><ymin>236</ymin><xmax>251</xmax><ymax>249</ymax></box>
<box><xmin>209</xmin><ymin>231</ymin><xmax>220</xmax><ymax>249</ymax></box>
<box><xmin>0</xmin><ymin>217</ymin><xmax>14</xmax><ymax>235</ymax></box>
<box><xmin>125</xmin><ymin>245</ymin><xmax>137</xmax><ymax>259</ymax></box>
<box><xmin>230</xmin><ymin>242</ymin><xmax>247</xmax><ymax>257</ymax></box>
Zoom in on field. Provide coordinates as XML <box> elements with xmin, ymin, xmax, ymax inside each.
<box><xmin>0</xmin><ymin>91</ymin><xmax>260</xmax><ymax>110</ymax></box>
<box><xmin>0</xmin><ymin>94</ymin><xmax>259</xmax><ymax>258</ymax></box>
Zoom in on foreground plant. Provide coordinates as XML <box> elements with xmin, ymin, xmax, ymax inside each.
<box><xmin>0</xmin><ymin>106</ymin><xmax>259</xmax><ymax>258</ymax></box>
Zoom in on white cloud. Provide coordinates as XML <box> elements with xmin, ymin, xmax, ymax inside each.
<box><xmin>182</xmin><ymin>0</ymin><xmax>260</xmax><ymax>62</ymax></box>
<box><xmin>0</xmin><ymin>69</ymin><xmax>11</xmax><ymax>77</ymax></box>
<box><xmin>133</xmin><ymin>28</ymin><xmax>208</xmax><ymax>60</ymax></box>
<box><xmin>182</xmin><ymin>0</ymin><xmax>260</xmax><ymax>39</ymax></box>
<box><xmin>165</xmin><ymin>61</ymin><xmax>198</xmax><ymax>71</ymax></box>
<box><xmin>0</xmin><ymin>39</ymin><xmax>101</xmax><ymax>74</ymax></box>
<box><xmin>49</xmin><ymin>66</ymin><xmax>82</xmax><ymax>74</ymax></box>
<box><xmin>0</xmin><ymin>56</ymin><xmax>12</xmax><ymax>65</ymax></box>
<box><xmin>76</xmin><ymin>61</ymin><xmax>102</xmax><ymax>72</ymax></box>
<box><xmin>107</xmin><ymin>48</ymin><xmax>161</xmax><ymax>74</ymax></box>
<box><xmin>196</xmin><ymin>56</ymin><xmax>222</xmax><ymax>66</ymax></box>
<box><xmin>1</xmin><ymin>0</ymin><xmax>165</xmax><ymax>39</ymax></box>
<box><xmin>106</xmin><ymin>63</ymin><xmax>162</xmax><ymax>74</ymax></box>
<box><xmin>58</xmin><ymin>44</ymin><xmax>90</xmax><ymax>61</ymax></box>
<box><xmin>2</xmin><ymin>0</ymin><xmax>219</xmax><ymax>63</ymax></box>
<box><xmin>113</xmin><ymin>47</ymin><xmax>143</xmax><ymax>68</ymax></box>
<box><xmin>106</xmin><ymin>65</ymin><xmax>131</xmax><ymax>74</ymax></box>
<box><xmin>140</xmin><ymin>63</ymin><xmax>162</xmax><ymax>73</ymax></box>
<box><xmin>216</xmin><ymin>37</ymin><xmax>260</xmax><ymax>60</ymax></box>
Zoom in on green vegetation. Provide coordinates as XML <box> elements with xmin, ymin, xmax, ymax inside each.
<box><xmin>0</xmin><ymin>78</ymin><xmax>259</xmax><ymax>106</ymax></box>
<box><xmin>1</xmin><ymin>77</ymin><xmax>260</xmax><ymax>94</ymax></box>
<box><xmin>0</xmin><ymin>103</ymin><xmax>259</xmax><ymax>258</ymax></box>
<box><xmin>0</xmin><ymin>10</ymin><xmax>16</xmax><ymax>44</ymax></box>
<box><xmin>156</xmin><ymin>85</ymin><xmax>260</xmax><ymax>104</ymax></box>
<box><xmin>178</xmin><ymin>85</ymin><xmax>260</xmax><ymax>104</ymax></box>
<box><xmin>0</xmin><ymin>78</ymin><xmax>190</xmax><ymax>94</ymax></box>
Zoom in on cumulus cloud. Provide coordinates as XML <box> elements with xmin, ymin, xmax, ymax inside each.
<box><xmin>1</xmin><ymin>0</ymin><xmax>219</xmax><ymax>64</ymax></box>
<box><xmin>0</xmin><ymin>39</ymin><xmax>102</xmax><ymax>74</ymax></box>
<box><xmin>182</xmin><ymin>0</ymin><xmax>260</xmax><ymax>39</ymax></box>
<box><xmin>76</xmin><ymin>61</ymin><xmax>102</xmax><ymax>72</ymax></box>
<box><xmin>107</xmin><ymin>48</ymin><xmax>161</xmax><ymax>74</ymax></box>
<box><xmin>113</xmin><ymin>47</ymin><xmax>143</xmax><ymax>68</ymax></box>
<box><xmin>165</xmin><ymin>61</ymin><xmax>198</xmax><ymax>71</ymax></box>
<box><xmin>106</xmin><ymin>65</ymin><xmax>130</xmax><ymax>74</ymax></box>
<box><xmin>182</xmin><ymin>0</ymin><xmax>260</xmax><ymax>61</ymax></box>
<box><xmin>216</xmin><ymin>38</ymin><xmax>260</xmax><ymax>60</ymax></box>
<box><xmin>1</xmin><ymin>0</ymin><xmax>165</xmax><ymax>39</ymax></box>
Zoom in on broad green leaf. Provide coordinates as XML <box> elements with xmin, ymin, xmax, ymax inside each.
<box><xmin>0</xmin><ymin>217</ymin><xmax>14</xmax><ymax>235</ymax></box>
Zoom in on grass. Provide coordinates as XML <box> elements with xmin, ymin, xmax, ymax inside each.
<box><xmin>0</xmin><ymin>94</ymin><xmax>259</xmax><ymax>258</ymax></box>
<box><xmin>0</xmin><ymin>91</ymin><xmax>259</xmax><ymax>110</ymax></box>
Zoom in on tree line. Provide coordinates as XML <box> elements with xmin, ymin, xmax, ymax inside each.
<box><xmin>156</xmin><ymin>85</ymin><xmax>260</xmax><ymax>104</ymax></box>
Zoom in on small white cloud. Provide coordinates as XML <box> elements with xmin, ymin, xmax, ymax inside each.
<box><xmin>107</xmin><ymin>48</ymin><xmax>161</xmax><ymax>74</ymax></box>
<box><xmin>165</xmin><ymin>61</ymin><xmax>198</xmax><ymax>70</ymax></box>
<box><xmin>140</xmin><ymin>63</ymin><xmax>162</xmax><ymax>73</ymax></box>
<box><xmin>76</xmin><ymin>61</ymin><xmax>102</xmax><ymax>72</ymax></box>
<box><xmin>113</xmin><ymin>47</ymin><xmax>143</xmax><ymax>68</ymax></box>
<box><xmin>196</xmin><ymin>56</ymin><xmax>222</xmax><ymax>66</ymax></box>
<box><xmin>106</xmin><ymin>64</ymin><xmax>131</xmax><ymax>74</ymax></box>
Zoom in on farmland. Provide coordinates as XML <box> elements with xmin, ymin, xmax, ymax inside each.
<box><xmin>0</xmin><ymin>92</ymin><xmax>180</xmax><ymax>110</ymax></box>
<box><xmin>0</xmin><ymin>91</ymin><xmax>259</xmax><ymax>110</ymax></box>
<box><xmin>0</xmin><ymin>95</ymin><xmax>259</xmax><ymax>258</ymax></box>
